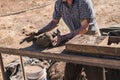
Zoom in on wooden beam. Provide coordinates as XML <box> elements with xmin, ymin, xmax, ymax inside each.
<box><xmin>0</xmin><ymin>47</ymin><xmax>120</xmax><ymax>69</ymax></box>
<box><xmin>0</xmin><ymin>53</ymin><xmax>5</xmax><ymax>80</ymax></box>
<box><xmin>20</xmin><ymin>56</ymin><xmax>27</xmax><ymax>80</ymax></box>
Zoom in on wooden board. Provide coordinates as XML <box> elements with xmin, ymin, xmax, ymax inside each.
<box><xmin>66</xmin><ymin>35</ymin><xmax>120</xmax><ymax>57</ymax></box>
<box><xmin>0</xmin><ymin>47</ymin><xmax>120</xmax><ymax>69</ymax></box>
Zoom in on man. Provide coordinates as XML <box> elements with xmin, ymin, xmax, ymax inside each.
<box><xmin>33</xmin><ymin>0</ymin><xmax>103</xmax><ymax>80</ymax></box>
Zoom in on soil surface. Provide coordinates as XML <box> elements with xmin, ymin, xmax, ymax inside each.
<box><xmin>0</xmin><ymin>0</ymin><xmax>120</xmax><ymax>79</ymax></box>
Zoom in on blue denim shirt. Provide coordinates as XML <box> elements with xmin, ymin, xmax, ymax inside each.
<box><xmin>53</xmin><ymin>0</ymin><xmax>99</xmax><ymax>32</ymax></box>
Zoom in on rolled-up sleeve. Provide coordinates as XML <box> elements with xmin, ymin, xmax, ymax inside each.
<box><xmin>53</xmin><ymin>1</ymin><xmax>61</xmax><ymax>20</ymax></box>
<box><xmin>79</xmin><ymin>0</ymin><xmax>95</xmax><ymax>19</ymax></box>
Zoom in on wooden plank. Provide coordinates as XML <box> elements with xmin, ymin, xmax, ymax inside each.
<box><xmin>0</xmin><ymin>47</ymin><xmax>120</xmax><ymax>69</ymax></box>
<box><xmin>66</xmin><ymin>44</ymin><xmax>118</xmax><ymax>56</ymax></box>
<box><xmin>20</xmin><ymin>56</ymin><xmax>27</xmax><ymax>80</ymax></box>
<box><xmin>0</xmin><ymin>53</ymin><xmax>5</xmax><ymax>80</ymax></box>
<box><xmin>66</xmin><ymin>35</ymin><xmax>120</xmax><ymax>57</ymax></box>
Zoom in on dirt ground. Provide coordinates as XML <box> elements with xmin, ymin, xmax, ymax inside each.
<box><xmin>0</xmin><ymin>0</ymin><xmax>120</xmax><ymax>80</ymax></box>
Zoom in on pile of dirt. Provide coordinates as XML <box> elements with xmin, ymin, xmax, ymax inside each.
<box><xmin>0</xmin><ymin>0</ymin><xmax>120</xmax><ymax>80</ymax></box>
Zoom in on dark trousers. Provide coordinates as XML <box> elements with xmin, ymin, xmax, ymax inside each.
<box><xmin>106</xmin><ymin>68</ymin><xmax>120</xmax><ymax>80</ymax></box>
<box><xmin>64</xmin><ymin>63</ymin><xmax>104</xmax><ymax>80</ymax></box>
<box><xmin>64</xmin><ymin>63</ymin><xmax>120</xmax><ymax>80</ymax></box>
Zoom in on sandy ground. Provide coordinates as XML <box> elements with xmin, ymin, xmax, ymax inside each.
<box><xmin>93</xmin><ymin>0</ymin><xmax>120</xmax><ymax>27</ymax></box>
<box><xmin>0</xmin><ymin>0</ymin><xmax>120</xmax><ymax>79</ymax></box>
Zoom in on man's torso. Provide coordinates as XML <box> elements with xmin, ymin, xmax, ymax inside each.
<box><xmin>54</xmin><ymin>0</ymin><xmax>99</xmax><ymax>32</ymax></box>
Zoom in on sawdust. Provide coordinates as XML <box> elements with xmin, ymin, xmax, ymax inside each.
<box><xmin>70</xmin><ymin>35</ymin><xmax>106</xmax><ymax>45</ymax></box>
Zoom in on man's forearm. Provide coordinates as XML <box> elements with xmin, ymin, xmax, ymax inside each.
<box><xmin>37</xmin><ymin>20</ymin><xmax>58</xmax><ymax>35</ymax></box>
<box><xmin>60</xmin><ymin>32</ymin><xmax>75</xmax><ymax>42</ymax></box>
<box><xmin>59</xmin><ymin>29</ymin><xmax>79</xmax><ymax>42</ymax></box>
<box><xmin>59</xmin><ymin>27</ymin><xmax>88</xmax><ymax>42</ymax></box>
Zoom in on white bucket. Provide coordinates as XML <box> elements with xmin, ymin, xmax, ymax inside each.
<box><xmin>25</xmin><ymin>65</ymin><xmax>47</xmax><ymax>80</ymax></box>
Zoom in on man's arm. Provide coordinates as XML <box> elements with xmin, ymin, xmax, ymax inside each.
<box><xmin>35</xmin><ymin>19</ymin><xmax>59</xmax><ymax>35</ymax></box>
<box><xmin>36</xmin><ymin>0</ymin><xmax>62</xmax><ymax>35</ymax></box>
<box><xmin>74</xmin><ymin>18</ymin><xmax>90</xmax><ymax>35</ymax></box>
<box><xmin>56</xmin><ymin>19</ymin><xmax>90</xmax><ymax>44</ymax></box>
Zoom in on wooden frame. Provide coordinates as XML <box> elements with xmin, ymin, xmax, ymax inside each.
<box><xmin>66</xmin><ymin>35</ymin><xmax>120</xmax><ymax>57</ymax></box>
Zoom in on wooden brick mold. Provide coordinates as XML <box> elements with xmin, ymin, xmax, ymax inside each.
<box><xmin>66</xmin><ymin>35</ymin><xmax>120</xmax><ymax>57</ymax></box>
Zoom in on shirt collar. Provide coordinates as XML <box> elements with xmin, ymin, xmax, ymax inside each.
<box><xmin>62</xmin><ymin>0</ymin><xmax>75</xmax><ymax>8</ymax></box>
<box><xmin>62</xmin><ymin>0</ymin><xmax>75</xmax><ymax>4</ymax></box>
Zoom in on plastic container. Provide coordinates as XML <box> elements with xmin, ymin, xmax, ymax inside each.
<box><xmin>25</xmin><ymin>65</ymin><xmax>47</xmax><ymax>80</ymax></box>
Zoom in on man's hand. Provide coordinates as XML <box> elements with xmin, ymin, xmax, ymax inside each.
<box><xmin>76</xmin><ymin>19</ymin><xmax>90</xmax><ymax>34</ymax></box>
<box><xmin>52</xmin><ymin>35</ymin><xmax>62</xmax><ymax>46</ymax></box>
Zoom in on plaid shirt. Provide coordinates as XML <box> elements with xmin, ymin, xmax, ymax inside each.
<box><xmin>53</xmin><ymin>0</ymin><xmax>99</xmax><ymax>31</ymax></box>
